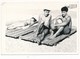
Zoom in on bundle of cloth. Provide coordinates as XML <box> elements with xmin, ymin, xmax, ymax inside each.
<box><xmin>6</xmin><ymin>17</ymin><xmax>38</xmax><ymax>39</ymax></box>
<box><xmin>7</xmin><ymin>17</ymin><xmax>38</xmax><ymax>30</ymax></box>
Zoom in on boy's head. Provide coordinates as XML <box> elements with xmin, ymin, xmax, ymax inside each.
<box><xmin>43</xmin><ymin>9</ymin><xmax>50</xmax><ymax>17</ymax></box>
<box><xmin>31</xmin><ymin>17</ymin><xmax>37</xmax><ymax>22</ymax></box>
<box><xmin>61</xmin><ymin>6</ymin><xmax>68</xmax><ymax>17</ymax></box>
<box><xmin>30</xmin><ymin>17</ymin><xmax>37</xmax><ymax>24</ymax></box>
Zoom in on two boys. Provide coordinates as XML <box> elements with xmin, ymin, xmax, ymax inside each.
<box><xmin>37</xmin><ymin>6</ymin><xmax>72</xmax><ymax>45</ymax></box>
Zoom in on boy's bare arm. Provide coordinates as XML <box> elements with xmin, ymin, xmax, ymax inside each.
<box><xmin>54</xmin><ymin>16</ymin><xmax>71</xmax><ymax>27</ymax></box>
<box><xmin>49</xmin><ymin>15</ymin><xmax>52</xmax><ymax>28</ymax></box>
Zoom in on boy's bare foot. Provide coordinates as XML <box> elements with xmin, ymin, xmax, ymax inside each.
<box><xmin>49</xmin><ymin>35</ymin><xmax>56</xmax><ymax>40</ymax></box>
<box><xmin>38</xmin><ymin>42</ymin><xmax>41</xmax><ymax>45</ymax></box>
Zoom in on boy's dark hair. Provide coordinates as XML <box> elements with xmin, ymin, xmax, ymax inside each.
<box><xmin>31</xmin><ymin>17</ymin><xmax>37</xmax><ymax>22</ymax></box>
<box><xmin>61</xmin><ymin>6</ymin><xmax>68</xmax><ymax>12</ymax></box>
<box><xmin>43</xmin><ymin>9</ymin><xmax>50</xmax><ymax>12</ymax></box>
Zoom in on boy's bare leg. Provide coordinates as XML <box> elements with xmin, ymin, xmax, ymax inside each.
<box><xmin>38</xmin><ymin>29</ymin><xmax>49</xmax><ymax>45</ymax></box>
<box><xmin>36</xmin><ymin>24</ymin><xmax>44</xmax><ymax>36</ymax></box>
<box><xmin>50</xmin><ymin>27</ymin><xmax>64</xmax><ymax>39</ymax></box>
<box><xmin>47</xmin><ymin>29</ymin><xmax>54</xmax><ymax>40</ymax></box>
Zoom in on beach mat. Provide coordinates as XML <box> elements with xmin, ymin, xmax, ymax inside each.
<box><xmin>20</xmin><ymin>31</ymin><xmax>39</xmax><ymax>42</ymax></box>
<box><xmin>20</xmin><ymin>28</ymin><xmax>77</xmax><ymax>46</ymax></box>
<box><xmin>41</xmin><ymin>29</ymin><xmax>77</xmax><ymax>46</ymax></box>
<box><xmin>5</xmin><ymin>25</ymin><xmax>38</xmax><ymax>39</ymax></box>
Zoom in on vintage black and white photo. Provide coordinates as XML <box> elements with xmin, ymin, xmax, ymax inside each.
<box><xmin>1</xmin><ymin>1</ymin><xmax>78</xmax><ymax>54</ymax></box>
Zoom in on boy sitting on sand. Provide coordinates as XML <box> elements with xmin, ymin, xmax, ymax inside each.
<box><xmin>50</xmin><ymin>6</ymin><xmax>72</xmax><ymax>39</ymax></box>
<box><xmin>36</xmin><ymin>9</ymin><xmax>52</xmax><ymax>45</ymax></box>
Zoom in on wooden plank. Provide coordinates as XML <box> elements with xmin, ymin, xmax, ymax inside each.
<box><xmin>6</xmin><ymin>25</ymin><xmax>38</xmax><ymax>39</ymax></box>
<box><xmin>20</xmin><ymin>31</ymin><xmax>43</xmax><ymax>43</ymax></box>
<box><xmin>41</xmin><ymin>29</ymin><xmax>77</xmax><ymax>46</ymax></box>
<box><xmin>20</xmin><ymin>28</ymin><xmax>77</xmax><ymax>46</ymax></box>
<box><xmin>20</xmin><ymin>32</ymin><xmax>37</xmax><ymax>42</ymax></box>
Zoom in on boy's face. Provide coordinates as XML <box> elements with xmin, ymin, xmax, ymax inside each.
<box><xmin>30</xmin><ymin>18</ymin><xmax>34</xmax><ymax>24</ymax></box>
<box><xmin>44</xmin><ymin>11</ymin><xmax>49</xmax><ymax>17</ymax></box>
<box><xmin>61</xmin><ymin>11</ymin><xmax>67</xmax><ymax>17</ymax></box>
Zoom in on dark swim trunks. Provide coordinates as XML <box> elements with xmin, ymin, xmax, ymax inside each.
<box><xmin>53</xmin><ymin>26</ymin><xmax>71</xmax><ymax>35</ymax></box>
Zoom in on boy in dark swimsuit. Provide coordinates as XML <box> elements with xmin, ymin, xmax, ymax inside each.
<box><xmin>36</xmin><ymin>9</ymin><xmax>52</xmax><ymax>45</ymax></box>
<box><xmin>50</xmin><ymin>6</ymin><xmax>72</xmax><ymax>39</ymax></box>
